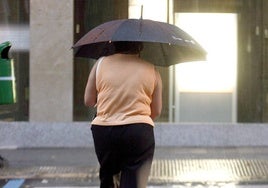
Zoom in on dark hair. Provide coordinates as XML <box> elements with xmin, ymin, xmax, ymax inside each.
<box><xmin>113</xmin><ymin>41</ymin><xmax>143</xmax><ymax>54</ymax></box>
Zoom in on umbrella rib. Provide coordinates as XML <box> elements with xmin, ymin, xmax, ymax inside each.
<box><xmin>154</xmin><ymin>21</ymin><xmax>174</xmax><ymax>44</ymax></box>
<box><xmin>139</xmin><ymin>19</ymin><xmax>143</xmax><ymax>37</ymax></box>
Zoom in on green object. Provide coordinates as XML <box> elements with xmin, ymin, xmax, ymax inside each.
<box><xmin>0</xmin><ymin>41</ymin><xmax>16</xmax><ymax>104</ymax></box>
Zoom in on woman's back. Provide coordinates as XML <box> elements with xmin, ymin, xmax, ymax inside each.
<box><xmin>93</xmin><ymin>53</ymin><xmax>156</xmax><ymax>126</ymax></box>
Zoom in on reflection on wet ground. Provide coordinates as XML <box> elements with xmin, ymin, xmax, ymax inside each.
<box><xmin>1</xmin><ymin>159</ymin><xmax>268</xmax><ymax>188</ymax></box>
<box><xmin>1</xmin><ymin>147</ymin><xmax>268</xmax><ymax>187</ymax></box>
<box><xmin>150</xmin><ymin>159</ymin><xmax>268</xmax><ymax>184</ymax></box>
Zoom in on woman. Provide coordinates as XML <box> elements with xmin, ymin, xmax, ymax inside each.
<box><xmin>84</xmin><ymin>41</ymin><xmax>162</xmax><ymax>188</ymax></box>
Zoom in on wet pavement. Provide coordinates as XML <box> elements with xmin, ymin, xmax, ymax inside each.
<box><xmin>1</xmin><ymin>147</ymin><xmax>268</xmax><ymax>187</ymax></box>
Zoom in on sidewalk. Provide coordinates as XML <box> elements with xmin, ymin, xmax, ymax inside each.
<box><xmin>1</xmin><ymin>147</ymin><xmax>268</xmax><ymax>187</ymax></box>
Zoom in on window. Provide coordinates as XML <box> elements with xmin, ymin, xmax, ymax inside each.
<box><xmin>173</xmin><ymin>13</ymin><xmax>237</xmax><ymax>122</ymax></box>
<box><xmin>73</xmin><ymin>0</ymin><xmax>128</xmax><ymax>121</ymax></box>
<box><xmin>0</xmin><ymin>0</ymin><xmax>29</xmax><ymax>121</ymax></box>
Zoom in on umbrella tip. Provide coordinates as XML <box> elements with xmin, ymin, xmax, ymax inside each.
<box><xmin>140</xmin><ymin>5</ymin><xmax>143</xmax><ymax>19</ymax></box>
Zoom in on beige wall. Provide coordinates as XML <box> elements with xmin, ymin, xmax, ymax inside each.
<box><xmin>30</xmin><ymin>0</ymin><xmax>73</xmax><ymax>122</ymax></box>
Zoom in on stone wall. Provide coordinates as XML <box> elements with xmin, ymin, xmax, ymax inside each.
<box><xmin>1</xmin><ymin>122</ymin><xmax>268</xmax><ymax>149</ymax></box>
<box><xmin>29</xmin><ymin>0</ymin><xmax>73</xmax><ymax>122</ymax></box>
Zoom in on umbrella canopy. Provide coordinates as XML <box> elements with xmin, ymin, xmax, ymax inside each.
<box><xmin>73</xmin><ymin>19</ymin><xmax>206</xmax><ymax>66</ymax></box>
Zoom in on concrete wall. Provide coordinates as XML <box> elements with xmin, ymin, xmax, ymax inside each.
<box><xmin>30</xmin><ymin>0</ymin><xmax>74</xmax><ymax>122</ymax></box>
<box><xmin>1</xmin><ymin>122</ymin><xmax>268</xmax><ymax>149</ymax></box>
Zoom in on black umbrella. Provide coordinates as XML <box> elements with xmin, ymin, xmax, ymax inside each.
<box><xmin>73</xmin><ymin>18</ymin><xmax>206</xmax><ymax>67</ymax></box>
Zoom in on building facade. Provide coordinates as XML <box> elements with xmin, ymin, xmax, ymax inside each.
<box><xmin>2</xmin><ymin>0</ymin><xmax>268</xmax><ymax>148</ymax></box>
<box><xmin>1</xmin><ymin>0</ymin><xmax>268</xmax><ymax>123</ymax></box>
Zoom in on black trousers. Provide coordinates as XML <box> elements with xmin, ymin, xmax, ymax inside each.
<box><xmin>91</xmin><ymin>123</ymin><xmax>155</xmax><ymax>188</ymax></box>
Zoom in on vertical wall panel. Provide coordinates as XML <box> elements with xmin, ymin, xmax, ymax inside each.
<box><xmin>30</xmin><ymin>0</ymin><xmax>73</xmax><ymax>122</ymax></box>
